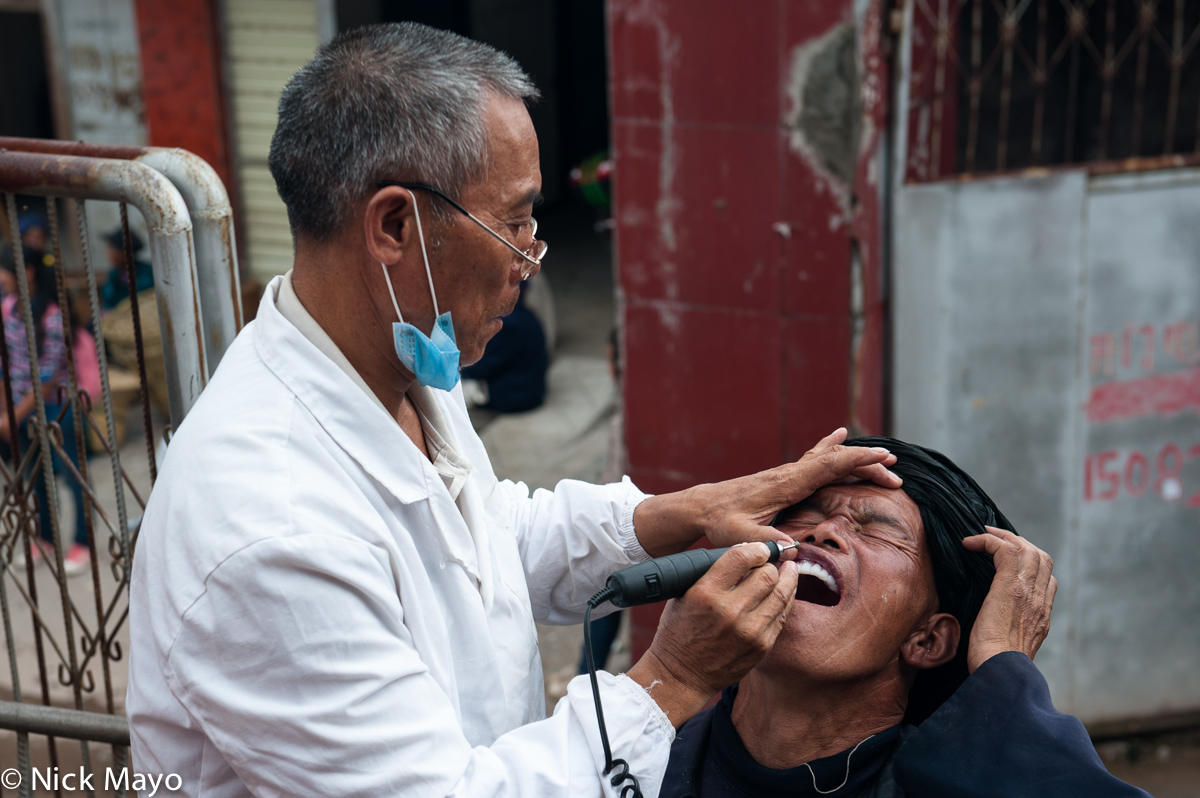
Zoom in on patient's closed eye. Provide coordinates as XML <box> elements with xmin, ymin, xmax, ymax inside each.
<box><xmin>777</xmin><ymin>506</ymin><xmax>826</xmax><ymax>528</ymax></box>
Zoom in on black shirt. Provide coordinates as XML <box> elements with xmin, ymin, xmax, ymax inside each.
<box><xmin>701</xmin><ymin>684</ymin><xmax>900</xmax><ymax>797</ymax></box>
<box><xmin>662</xmin><ymin>652</ymin><xmax>1150</xmax><ymax>798</ymax></box>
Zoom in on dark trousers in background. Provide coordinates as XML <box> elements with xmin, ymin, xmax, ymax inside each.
<box><xmin>578</xmin><ymin>610</ymin><xmax>623</xmax><ymax>675</ymax></box>
<box><xmin>2</xmin><ymin>402</ymin><xmax>90</xmax><ymax>548</ymax></box>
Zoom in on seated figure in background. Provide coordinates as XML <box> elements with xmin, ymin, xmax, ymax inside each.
<box><xmin>662</xmin><ymin>437</ymin><xmax>1149</xmax><ymax>798</ymax></box>
<box><xmin>100</xmin><ymin>227</ymin><xmax>154</xmax><ymax>311</ymax></box>
<box><xmin>460</xmin><ymin>280</ymin><xmax>548</xmax><ymax>413</ymax></box>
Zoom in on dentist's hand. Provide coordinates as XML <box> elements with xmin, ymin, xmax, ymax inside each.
<box><xmin>634</xmin><ymin>428</ymin><xmax>901</xmax><ymax>558</ymax></box>
<box><xmin>627</xmin><ymin>541</ymin><xmax>800</xmax><ymax>727</ymax></box>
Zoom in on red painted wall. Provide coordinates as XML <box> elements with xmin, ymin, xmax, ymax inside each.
<box><xmin>133</xmin><ymin>0</ymin><xmax>235</xmax><ymax>192</ymax></box>
<box><xmin>607</xmin><ymin>1</ymin><xmax>889</xmax><ymax>658</ymax></box>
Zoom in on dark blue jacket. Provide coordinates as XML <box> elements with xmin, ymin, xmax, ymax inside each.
<box><xmin>662</xmin><ymin>652</ymin><xmax>1150</xmax><ymax>798</ymax></box>
<box><xmin>460</xmin><ymin>298</ymin><xmax>547</xmax><ymax>413</ymax></box>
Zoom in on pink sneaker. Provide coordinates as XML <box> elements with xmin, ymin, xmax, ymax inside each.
<box><xmin>13</xmin><ymin>542</ymin><xmax>53</xmax><ymax>568</ymax></box>
<box><xmin>63</xmin><ymin>544</ymin><xmax>91</xmax><ymax>577</ymax></box>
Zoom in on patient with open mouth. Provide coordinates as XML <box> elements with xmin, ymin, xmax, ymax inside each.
<box><xmin>662</xmin><ymin>437</ymin><xmax>1149</xmax><ymax>798</ymax></box>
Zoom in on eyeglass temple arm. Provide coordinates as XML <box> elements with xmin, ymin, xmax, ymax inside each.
<box><xmin>377</xmin><ymin>180</ymin><xmax>540</xmax><ymax>266</ymax></box>
<box><xmin>376</xmin><ymin>180</ymin><xmax>473</xmax><ymax>218</ymax></box>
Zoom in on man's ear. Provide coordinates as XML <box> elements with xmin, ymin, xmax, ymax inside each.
<box><xmin>363</xmin><ymin>186</ymin><xmax>418</xmax><ymax>265</ymax></box>
<box><xmin>900</xmin><ymin>613</ymin><xmax>960</xmax><ymax>671</ymax></box>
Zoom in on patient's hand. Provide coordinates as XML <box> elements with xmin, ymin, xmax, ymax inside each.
<box><xmin>961</xmin><ymin>526</ymin><xmax>1057</xmax><ymax>672</ymax></box>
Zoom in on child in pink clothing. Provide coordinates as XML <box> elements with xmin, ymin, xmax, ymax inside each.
<box><xmin>0</xmin><ymin>246</ymin><xmax>92</xmax><ymax>575</ymax></box>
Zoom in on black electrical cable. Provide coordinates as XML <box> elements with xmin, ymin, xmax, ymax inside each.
<box><xmin>584</xmin><ymin>586</ymin><xmax>643</xmax><ymax>798</ymax></box>
<box><xmin>582</xmin><ymin>539</ymin><xmax>793</xmax><ymax>796</ymax></box>
<box><xmin>583</xmin><ymin>540</ymin><xmax>790</xmax><ymax>796</ymax></box>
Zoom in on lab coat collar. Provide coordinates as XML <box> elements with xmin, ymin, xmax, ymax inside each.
<box><xmin>252</xmin><ymin>276</ymin><xmax>434</xmax><ymax>506</ymax></box>
<box><xmin>252</xmin><ymin>277</ymin><xmax>492</xmax><ymax>594</ymax></box>
<box><xmin>409</xmin><ymin>386</ymin><xmax>472</xmax><ymax>502</ymax></box>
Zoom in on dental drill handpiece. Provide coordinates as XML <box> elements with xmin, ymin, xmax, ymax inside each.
<box><xmin>604</xmin><ymin>540</ymin><xmax>799</xmax><ymax>608</ymax></box>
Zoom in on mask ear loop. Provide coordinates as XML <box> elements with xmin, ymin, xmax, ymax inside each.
<box><xmin>381</xmin><ymin>260</ymin><xmax>405</xmax><ymax>323</ymax></box>
<box><xmin>379</xmin><ymin>188</ymin><xmax>439</xmax><ymax>324</ymax></box>
<box><xmin>411</xmin><ymin>189</ymin><xmax>439</xmax><ymax>317</ymax></box>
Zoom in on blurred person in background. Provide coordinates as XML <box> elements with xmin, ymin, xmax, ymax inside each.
<box><xmin>100</xmin><ymin>227</ymin><xmax>154</xmax><ymax>310</ymax></box>
<box><xmin>0</xmin><ymin>244</ymin><xmax>91</xmax><ymax>575</ymax></box>
<box><xmin>18</xmin><ymin>210</ymin><xmax>55</xmax><ymax>269</ymax></box>
<box><xmin>97</xmin><ymin>226</ymin><xmax>170</xmax><ymax>420</ymax></box>
<box><xmin>460</xmin><ymin>279</ymin><xmax>548</xmax><ymax>412</ymax></box>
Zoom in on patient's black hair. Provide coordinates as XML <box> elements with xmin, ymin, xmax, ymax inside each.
<box><xmin>778</xmin><ymin>436</ymin><xmax>1014</xmax><ymax>726</ymax></box>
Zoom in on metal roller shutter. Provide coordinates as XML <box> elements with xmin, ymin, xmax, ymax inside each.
<box><xmin>225</xmin><ymin>0</ymin><xmax>319</xmax><ymax>279</ymax></box>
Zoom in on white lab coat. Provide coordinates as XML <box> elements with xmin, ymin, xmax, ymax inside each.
<box><xmin>127</xmin><ymin>276</ymin><xmax>675</xmax><ymax>797</ymax></box>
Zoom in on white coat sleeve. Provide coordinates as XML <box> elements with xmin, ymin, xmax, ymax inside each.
<box><xmin>164</xmin><ymin>533</ymin><xmax>674</xmax><ymax>798</ymax></box>
<box><xmin>501</xmin><ymin>476</ymin><xmax>653</xmax><ymax>625</ymax></box>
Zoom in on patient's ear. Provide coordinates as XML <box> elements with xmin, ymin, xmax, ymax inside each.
<box><xmin>900</xmin><ymin>613</ymin><xmax>960</xmax><ymax>670</ymax></box>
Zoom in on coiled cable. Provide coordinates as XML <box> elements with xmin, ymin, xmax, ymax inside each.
<box><xmin>584</xmin><ymin>586</ymin><xmax>643</xmax><ymax>798</ymax></box>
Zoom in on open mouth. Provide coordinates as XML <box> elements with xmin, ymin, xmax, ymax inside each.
<box><xmin>794</xmin><ymin>559</ymin><xmax>841</xmax><ymax>606</ymax></box>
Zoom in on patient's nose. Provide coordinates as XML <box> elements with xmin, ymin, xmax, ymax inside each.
<box><xmin>802</xmin><ymin>521</ymin><xmax>844</xmax><ymax>551</ymax></box>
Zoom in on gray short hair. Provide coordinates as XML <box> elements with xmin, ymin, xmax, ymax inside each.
<box><xmin>268</xmin><ymin>23</ymin><xmax>539</xmax><ymax>241</ymax></box>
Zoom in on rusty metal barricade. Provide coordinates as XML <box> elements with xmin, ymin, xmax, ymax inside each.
<box><xmin>0</xmin><ymin>139</ymin><xmax>243</xmax><ymax>374</ymax></box>
<box><xmin>0</xmin><ymin>144</ymin><xmax>241</xmax><ymax>796</ymax></box>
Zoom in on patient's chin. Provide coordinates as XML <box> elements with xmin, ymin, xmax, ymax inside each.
<box><xmin>794</xmin><ymin>574</ymin><xmax>841</xmax><ymax>607</ymax></box>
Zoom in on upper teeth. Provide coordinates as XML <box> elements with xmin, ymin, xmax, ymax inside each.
<box><xmin>797</xmin><ymin>560</ymin><xmax>839</xmax><ymax>595</ymax></box>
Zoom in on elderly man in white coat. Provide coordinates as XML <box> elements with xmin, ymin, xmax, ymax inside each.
<box><xmin>127</xmin><ymin>22</ymin><xmax>901</xmax><ymax>798</ymax></box>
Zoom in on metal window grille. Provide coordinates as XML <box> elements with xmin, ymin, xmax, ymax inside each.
<box><xmin>905</xmin><ymin>0</ymin><xmax>1200</xmax><ymax>181</ymax></box>
<box><xmin>0</xmin><ymin>143</ymin><xmax>240</xmax><ymax>797</ymax></box>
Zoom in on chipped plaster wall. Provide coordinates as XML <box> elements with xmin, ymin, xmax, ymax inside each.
<box><xmin>610</xmin><ymin>1</ymin><xmax>891</xmax><ymax>661</ymax></box>
<box><xmin>784</xmin><ymin>22</ymin><xmax>870</xmax><ymax>436</ymax></box>
<box><xmin>785</xmin><ymin>23</ymin><xmax>862</xmax><ymax>196</ymax></box>
<box><xmin>782</xmin><ymin>12</ymin><xmax>889</xmax><ymax>437</ymax></box>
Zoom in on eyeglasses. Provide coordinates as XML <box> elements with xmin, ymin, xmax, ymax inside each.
<box><xmin>377</xmin><ymin>180</ymin><xmax>547</xmax><ymax>280</ymax></box>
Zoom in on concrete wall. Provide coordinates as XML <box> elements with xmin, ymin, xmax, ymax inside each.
<box><xmin>892</xmin><ymin>166</ymin><xmax>1200</xmax><ymax>728</ymax></box>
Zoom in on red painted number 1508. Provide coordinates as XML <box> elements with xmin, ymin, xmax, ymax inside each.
<box><xmin>1084</xmin><ymin>442</ymin><xmax>1200</xmax><ymax>507</ymax></box>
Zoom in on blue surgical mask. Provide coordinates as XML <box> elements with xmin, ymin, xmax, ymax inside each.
<box><xmin>381</xmin><ymin>192</ymin><xmax>461</xmax><ymax>391</ymax></box>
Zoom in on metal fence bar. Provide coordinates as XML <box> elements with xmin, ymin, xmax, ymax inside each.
<box><xmin>906</xmin><ymin>0</ymin><xmax>1200</xmax><ymax>180</ymax></box>
<box><xmin>0</xmin><ymin>560</ymin><xmax>30</xmax><ymax>798</ymax></box>
<box><xmin>77</xmin><ymin>199</ymin><xmax>133</xmax><ymax>590</ymax></box>
<box><xmin>967</xmin><ymin>0</ymin><xmax>984</xmax><ymax>171</ymax></box>
<box><xmin>7</xmin><ymin>191</ymin><xmax>94</xmax><ymax>795</ymax></box>
<box><xmin>135</xmin><ymin>149</ymin><xmax>243</xmax><ymax>369</ymax></box>
<box><xmin>47</xmin><ymin>199</ymin><xmax>113</xmax><ymax>717</ymax></box>
<box><xmin>1097</xmin><ymin>0</ymin><xmax>1118</xmax><ymax>159</ymax></box>
<box><xmin>0</xmin><ymin>151</ymin><xmax>208</xmax><ymax>426</ymax></box>
<box><xmin>1031</xmin><ymin>0</ymin><xmax>1049</xmax><ymax>162</ymax></box>
<box><xmin>1131</xmin><ymin>1</ymin><xmax>1155</xmax><ymax>155</ymax></box>
<box><xmin>0</xmin><ymin>699</ymin><xmax>128</xmax><ymax>746</ymax></box>
<box><xmin>0</xmin><ymin>138</ymin><xmax>243</xmax><ymax>374</ymax></box>
<box><xmin>119</xmin><ymin>202</ymin><xmax>158</xmax><ymax>489</ymax></box>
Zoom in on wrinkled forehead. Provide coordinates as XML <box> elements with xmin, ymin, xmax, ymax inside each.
<box><xmin>773</xmin><ymin>481</ymin><xmax>926</xmax><ymax>546</ymax></box>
